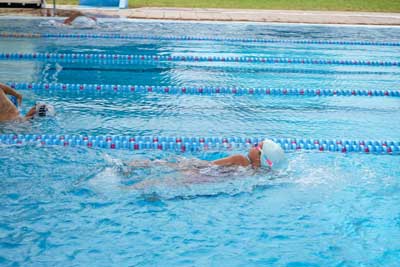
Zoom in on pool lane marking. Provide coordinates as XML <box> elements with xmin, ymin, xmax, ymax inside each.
<box><xmin>1</xmin><ymin>134</ymin><xmax>399</xmax><ymax>155</ymax></box>
<box><xmin>6</xmin><ymin>65</ymin><xmax>396</xmax><ymax>75</ymax></box>
<box><xmin>7</xmin><ymin>82</ymin><xmax>400</xmax><ymax>97</ymax></box>
<box><xmin>1</xmin><ymin>32</ymin><xmax>400</xmax><ymax>47</ymax></box>
<box><xmin>1</xmin><ymin>52</ymin><xmax>399</xmax><ymax>67</ymax></box>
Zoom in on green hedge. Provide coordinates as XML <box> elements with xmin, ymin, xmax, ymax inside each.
<box><xmin>129</xmin><ymin>0</ymin><xmax>400</xmax><ymax>12</ymax></box>
<box><xmin>55</xmin><ymin>0</ymin><xmax>400</xmax><ymax>12</ymax></box>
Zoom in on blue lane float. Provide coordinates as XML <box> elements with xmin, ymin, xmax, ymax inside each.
<box><xmin>1</xmin><ymin>32</ymin><xmax>400</xmax><ymax>47</ymax></box>
<box><xmin>1</xmin><ymin>52</ymin><xmax>399</xmax><ymax>67</ymax></box>
<box><xmin>7</xmin><ymin>82</ymin><xmax>400</xmax><ymax>97</ymax></box>
<box><xmin>0</xmin><ymin>134</ymin><xmax>399</xmax><ymax>155</ymax></box>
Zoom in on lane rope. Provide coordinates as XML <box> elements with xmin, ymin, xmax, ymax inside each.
<box><xmin>1</xmin><ymin>52</ymin><xmax>399</xmax><ymax>67</ymax></box>
<box><xmin>22</xmin><ymin>65</ymin><xmax>398</xmax><ymax>75</ymax></box>
<box><xmin>0</xmin><ymin>134</ymin><xmax>399</xmax><ymax>155</ymax></box>
<box><xmin>1</xmin><ymin>32</ymin><xmax>400</xmax><ymax>47</ymax></box>
<box><xmin>7</xmin><ymin>82</ymin><xmax>400</xmax><ymax>97</ymax></box>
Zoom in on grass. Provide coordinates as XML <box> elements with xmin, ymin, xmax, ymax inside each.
<box><xmin>56</xmin><ymin>0</ymin><xmax>400</xmax><ymax>12</ymax></box>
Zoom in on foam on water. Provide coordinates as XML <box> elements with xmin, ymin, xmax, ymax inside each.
<box><xmin>1</xmin><ymin>143</ymin><xmax>399</xmax><ymax>266</ymax></box>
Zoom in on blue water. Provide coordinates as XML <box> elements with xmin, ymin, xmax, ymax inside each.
<box><xmin>0</xmin><ymin>17</ymin><xmax>400</xmax><ymax>266</ymax></box>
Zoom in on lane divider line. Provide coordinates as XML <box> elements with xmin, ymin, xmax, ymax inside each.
<box><xmin>8</xmin><ymin>82</ymin><xmax>400</xmax><ymax>97</ymax></box>
<box><xmin>1</xmin><ymin>32</ymin><xmax>400</xmax><ymax>47</ymax></box>
<box><xmin>1</xmin><ymin>52</ymin><xmax>399</xmax><ymax>67</ymax></box>
<box><xmin>1</xmin><ymin>134</ymin><xmax>399</xmax><ymax>155</ymax></box>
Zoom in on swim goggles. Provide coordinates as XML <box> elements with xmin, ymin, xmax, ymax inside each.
<box><xmin>255</xmin><ymin>143</ymin><xmax>273</xmax><ymax>168</ymax></box>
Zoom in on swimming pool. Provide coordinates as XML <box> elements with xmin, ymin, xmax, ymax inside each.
<box><xmin>0</xmin><ymin>17</ymin><xmax>399</xmax><ymax>266</ymax></box>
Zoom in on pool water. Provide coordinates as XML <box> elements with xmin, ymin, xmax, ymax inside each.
<box><xmin>0</xmin><ymin>17</ymin><xmax>400</xmax><ymax>266</ymax></box>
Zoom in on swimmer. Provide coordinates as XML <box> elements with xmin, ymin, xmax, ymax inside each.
<box><xmin>0</xmin><ymin>83</ymin><xmax>55</xmax><ymax>122</ymax></box>
<box><xmin>129</xmin><ymin>139</ymin><xmax>285</xmax><ymax>170</ymax></box>
<box><xmin>212</xmin><ymin>139</ymin><xmax>286</xmax><ymax>169</ymax></box>
<box><xmin>63</xmin><ymin>11</ymin><xmax>97</xmax><ymax>26</ymax></box>
<box><xmin>125</xmin><ymin>139</ymin><xmax>286</xmax><ymax>189</ymax></box>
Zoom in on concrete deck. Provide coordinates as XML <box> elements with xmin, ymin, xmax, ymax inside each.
<box><xmin>126</xmin><ymin>7</ymin><xmax>400</xmax><ymax>25</ymax></box>
<box><xmin>1</xmin><ymin>5</ymin><xmax>400</xmax><ymax>25</ymax></box>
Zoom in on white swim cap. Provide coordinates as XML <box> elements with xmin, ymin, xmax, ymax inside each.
<box><xmin>35</xmin><ymin>102</ymin><xmax>56</xmax><ymax>117</ymax></box>
<box><xmin>260</xmin><ymin>139</ymin><xmax>286</xmax><ymax>170</ymax></box>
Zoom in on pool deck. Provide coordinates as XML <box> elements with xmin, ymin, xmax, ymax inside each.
<box><xmin>1</xmin><ymin>5</ymin><xmax>400</xmax><ymax>25</ymax></box>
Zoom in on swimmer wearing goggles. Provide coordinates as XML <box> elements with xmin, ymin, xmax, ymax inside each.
<box><xmin>0</xmin><ymin>83</ymin><xmax>55</xmax><ymax>122</ymax></box>
<box><xmin>212</xmin><ymin>139</ymin><xmax>286</xmax><ymax>170</ymax></box>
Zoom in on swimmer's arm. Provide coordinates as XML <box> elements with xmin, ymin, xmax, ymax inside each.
<box><xmin>16</xmin><ymin>106</ymin><xmax>36</xmax><ymax>122</ymax></box>
<box><xmin>64</xmin><ymin>11</ymin><xmax>83</xmax><ymax>25</ymax></box>
<box><xmin>24</xmin><ymin>106</ymin><xmax>36</xmax><ymax>120</ymax></box>
<box><xmin>0</xmin><ymin>83</ymin><xmax>22</xmax><ymax>106</ymax></box>
<box><xmin>212</xmin><ymin>154</ymin><xmax>249</xmax><ymax>167</ymax></box>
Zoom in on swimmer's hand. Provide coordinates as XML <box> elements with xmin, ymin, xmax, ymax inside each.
<box><xmin>24</xmin><ymin>106</ymin><xmax>36</xmax><ymax>120</ymax></box>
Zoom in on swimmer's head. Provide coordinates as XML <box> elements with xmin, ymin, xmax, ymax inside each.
<box><xmin>257</xmin><ymin>139</ymin><xmax>286</xmax><ymax>170</ymax></box>
<box><xmin>35</xmin><ymin>102</ymin><xmax>56</xmax><ymax>117</ymax></box>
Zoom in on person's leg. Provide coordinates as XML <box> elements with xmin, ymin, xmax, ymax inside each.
<box><xmin>0</xmin><ymin>88</ymin><xmax>19</xmax><ymax>121</ymax></box>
